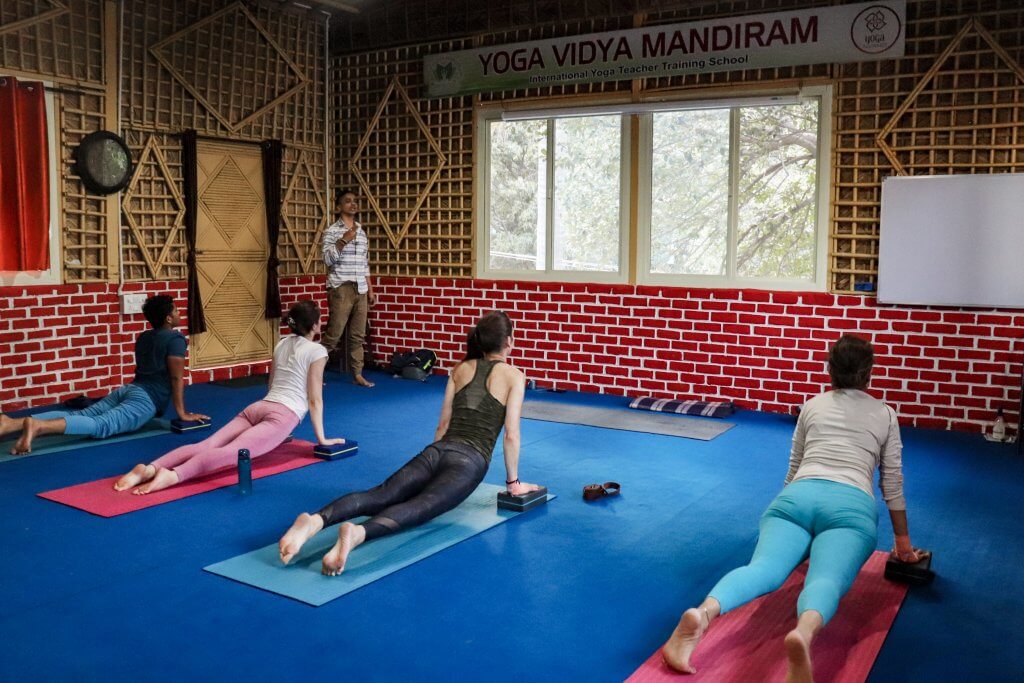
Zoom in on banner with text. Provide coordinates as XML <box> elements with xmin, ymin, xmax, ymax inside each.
<box><xmin>424</xmin><ymin>1</ymin><xmax>905</xmax><ymax>97</ymax></box>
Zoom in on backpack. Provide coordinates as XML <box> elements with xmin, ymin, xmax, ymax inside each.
<box><xmin>388</xmin><ymin>349</ymin><xmax>437</xmax><ymax>381</ymax></box>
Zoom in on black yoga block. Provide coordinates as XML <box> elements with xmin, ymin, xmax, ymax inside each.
<box><xmin>170</xmin><ymin>418</ymin><xmax>211</xmax><ymax>434</ymax></box>
<box><xmin>884</xmin><ymin>550</ymin><xmax>934</xmax><ymax>586</ymax></box>
<box><xmin>313</xmin><ymin>440</ymin><xmax>359</xmax><ymax>460</ymax></box>
<box><xmin>497</xmin><ymin>487</ymin><xmax>549</xmax><ymax>512</ymax></box>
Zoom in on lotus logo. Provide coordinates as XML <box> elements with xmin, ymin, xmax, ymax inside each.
<box><xmin>864</xmin><ymin>10</ymin><xmax>887</xmax><ymax>32</ymax></box>
<box><xmin>434</xmin><ymin>62</ymin><xmax>456</xmax><ymax>81</ymax></box>
<box><xmin>851</xmin><ymin>5</ymin><xmax>901</xmax><ymax>54</ymax></box>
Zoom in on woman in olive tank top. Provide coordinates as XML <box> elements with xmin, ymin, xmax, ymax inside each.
<box><xmin>278</xmin><ymin>311</ymin><xmax>542</xmax><ymax>576</ymax></box>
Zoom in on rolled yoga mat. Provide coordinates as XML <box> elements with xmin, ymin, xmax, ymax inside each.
<box><xmin>204</xmin><ymin>483</ymin><xmax>556</xmax><ymax>606</ymax></box>
<box><xmin>521</xmin><ymin>401</ymin><xmax>734</xmax><ymax>441</ymax></box>
<box><xmin>627</xmin><ymin>551</ymin><xmax>908</xmax><ymax>682</ymax></box>
<box><xmin>37</xmin><ymin>440</ymin><xmax>321</xmax><ymax>517</ymax></box>
<box><xmin>0</xmin><ymin>419</ymin><xmax>170</xmax><ymax>464</ymax></box>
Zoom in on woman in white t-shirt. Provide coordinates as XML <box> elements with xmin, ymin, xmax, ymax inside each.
<box><xmin>114</xmin><ymin>301</ymin><xmax>345</xmax><ymax>494</ymax></box>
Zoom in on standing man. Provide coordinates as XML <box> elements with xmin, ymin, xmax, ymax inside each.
<box><xmin>322</xmin><ymin>189</ymin><xmax>376</xmax><ymax>388</ymax></box>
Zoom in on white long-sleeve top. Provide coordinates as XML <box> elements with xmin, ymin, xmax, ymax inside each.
<box><xmin>785</xmin><ymin>389</ymin><xmax>907</xmax><ymax>511</ymax></box>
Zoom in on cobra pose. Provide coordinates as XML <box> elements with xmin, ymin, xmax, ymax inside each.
<box><xmin>278</xmin><ymin>310</ymin><xmax>540</xmax><ymax>576</ymax></box>
<box><xmin>661</xmin><ymin>335</ymin><xmax>927</xmax><ymax>683</ymax></box>
<box><xmin>0</xmin><ymin>295</ymin><xmax>207</xmax><ymax>454</ymax></box>
<box><xmin>113</xmin><ymin>301</ymin><xmax>345</xmax><ymax>494</ymax></box>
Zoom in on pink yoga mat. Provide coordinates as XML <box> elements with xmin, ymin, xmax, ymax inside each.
<box><xmin>628</xmin><ymin>551</ymin><xmax>907</xmax><ymax>683</ymax></box>
<box><xmin>38</xmin><ymin>440</ymin><xmax>322</xmax><ymax>517</ymax></box>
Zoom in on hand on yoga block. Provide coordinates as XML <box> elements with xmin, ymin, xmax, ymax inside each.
<box><xmin>884</xmin><ymin>548</ymin><xmax>934</xmax><ymax>586</ymax></box>
<box><xmin>313</xmin><ymin>440</ymin><xmax>358</xmax><ymax>460</ymax></box>
<box><xmin>497</xmin><ymin>486</ymin><xmax>548</xmax><ymax>512</ymax></box>
<box><xmin>170</xmin><ymin>418</ymin><xmax>212</xmax><ymax>433</ymax></box>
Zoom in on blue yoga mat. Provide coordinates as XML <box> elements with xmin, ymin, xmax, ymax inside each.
<box><xmin>0</xmin><ymin>419</ymin><xmax>171</xmax><ymax>464</ymax></box>
<box><xmin>204</xmin><ymin>483</ymin><xmax>555</xmax><ymax>606</ymax></box>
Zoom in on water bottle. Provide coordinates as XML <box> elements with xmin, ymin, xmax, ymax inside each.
<box><xmin>237</xmin><ymin>448</ymin><xmax>252</xmax><ymax>495</ymax></box>
<box><xmin>993</xmin><ymin>408</ymin><xmax>1006</xmax><ymax>442</ymax></box>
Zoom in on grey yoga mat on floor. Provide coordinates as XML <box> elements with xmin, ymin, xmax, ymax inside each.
<box><xmin>521</xmin><ymin>401</ymin><xmax>734</xmax><ymax>440</ymax></box>
<box><xmin>0</xmin><ymin>419</ymin><xmax>171</xmax><ymax>464</ymax></box>
<box><xmin>204</xmin><ymin>483</ymin><xmax>555</xmax><ymax>606</ymax></box>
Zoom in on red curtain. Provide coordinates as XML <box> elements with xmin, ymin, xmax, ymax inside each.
<box><xmin>0</xmin><ymin>76</ymin><xmax>50</xmax><ymax>271</ymax></box>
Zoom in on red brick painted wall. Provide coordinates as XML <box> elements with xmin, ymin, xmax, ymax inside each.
<box><xmin>0</xmin><ymin>276</ymin><xmax>328</xmax><ymax>413</ymax></box>
<box><xmin>370</xmin><ymin>277</ymin><xmax>1023</xmax><ymax>436</ymax></box>
<box><xmin>3</xmin><ymin>274</ymin><xmax>1021</xmax><ymax>437</ymax></box>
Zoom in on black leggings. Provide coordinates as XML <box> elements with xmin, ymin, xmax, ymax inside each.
<box><xmin>316</xmin><ymin>440</ymin><xmax>488</xmax><ymax>541</ymax></box>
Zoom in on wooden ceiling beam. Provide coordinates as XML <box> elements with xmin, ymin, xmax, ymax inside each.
<box><xmin>312</xmin><ymin>0</ymin><xmax>360</xmax><ymax>14</ymax></box>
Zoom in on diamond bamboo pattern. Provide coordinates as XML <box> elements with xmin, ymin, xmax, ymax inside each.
<box><xmin>349</xmin><ymin>76</ymin><xmax>448</xmax><ymax>248</ymax></box>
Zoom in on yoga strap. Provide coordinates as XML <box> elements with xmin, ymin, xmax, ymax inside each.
<box><xmin>583</xmin><ymin>482</ymin><xmax>620</xmax><ymax>501</ymax></box>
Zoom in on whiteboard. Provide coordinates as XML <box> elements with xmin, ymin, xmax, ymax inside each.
<box><xmin>878</xmin><ymin>174</ymin><xmax>1024</xmax><ymax>308</ymax></box>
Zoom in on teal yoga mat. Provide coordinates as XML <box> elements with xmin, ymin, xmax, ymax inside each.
<box><xmin>0</xmin><ymin>419</ymin><xmax>171</xmax><ymax>464</ymax></box>
<box><xmin>204</xmin><ymin>483</ymin><xmax>555</xmax><ymax>606</ymax></box>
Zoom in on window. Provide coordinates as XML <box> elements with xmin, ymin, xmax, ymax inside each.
<box><xmin>477</xmin><ymin>86</ymin><xmax>831</xmax><ymax>290</ymax></box>
<box><xmin>479</xmin><ymin>113</ymin><xmax>630</xmax><ymax>282</ymax></box>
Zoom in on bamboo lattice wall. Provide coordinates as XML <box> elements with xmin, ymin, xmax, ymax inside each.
<box><xmin>832</xmin><ymin>1</ymin><xmax>1024</xmax><ymax>292</ymax></box>
<box><xmin>1</xmin><ymin>0</ymin><xmax>113</xmax><ymax>282</ymax></box>
<box><xmin>333</xmin><ymin>40</ymin><xmax>475</xmax><ymax>278</ymax></box>
<box><xmin>0</xmin><ymin>0</ymin><xmax>329</xmax><ymax>283</ymax></box>
<box><xmin>332</xmin><ymin>0</ymin><xmax>1024</xmax><ymax>291</ymax></box>
<box><xmin>120</xmin><ymin>0</ymin><xmax>329</xmax><ymax>281</ymax></box>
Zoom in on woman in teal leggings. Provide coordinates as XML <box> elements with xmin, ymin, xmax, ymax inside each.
<box><xmin>661</xmin><ymin>335</ymin><xmax>927</xmax><ymax>682</ymax></box>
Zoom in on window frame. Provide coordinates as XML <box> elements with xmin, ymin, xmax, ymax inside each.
<box><xmin>636</xmin><ymin>85</ymin><xmax>832</xmax><ymax>291</ymax></box>
<box><xmin>474</xmin><ymin>85</ymin><xmax>832</xmax><ymax>291</ymax></box>
<box><xmin>474</xmin><ymin>105</ymin><xmax>633</xmax><ymax>284</ymax></box>
<box><xmin>0</xmin><ymin>75</ymin><xmax>63</xmax><ymax>286</ymax></box>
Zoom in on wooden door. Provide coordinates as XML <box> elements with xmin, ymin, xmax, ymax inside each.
<box><xmin>191</xmin><ymin>139</ymin><xmax>276</xmax><ymax>369</ymax></box>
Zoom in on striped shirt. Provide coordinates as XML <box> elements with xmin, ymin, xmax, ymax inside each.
<box><xmin>785</xmin><ymin>389</ymin><xmax>906</xmax><ymax>511</ymax></box>
<box><xmin>322</xmin><ymin>219</ymin><xmax>370</xmax><ymax>292</ymax></box>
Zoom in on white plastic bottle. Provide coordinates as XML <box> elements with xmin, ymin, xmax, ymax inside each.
<box><xmin>993</xmin><ymin>407</ymin><xmax>1006</xmax><ymax>442</ymax></box>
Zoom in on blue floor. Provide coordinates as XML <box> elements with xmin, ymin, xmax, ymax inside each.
<box><xmin>1</xmin><ymin>372</ymin><xmax>1021</xmax><ymax>682</ymax></box>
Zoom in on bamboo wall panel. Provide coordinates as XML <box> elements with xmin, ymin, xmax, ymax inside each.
<box><xmin>832</xmin><ymin>1</ymin><xmax>1024</xmax><ymax>292</ymax></box>
<box><xmin>121</xmin><ymin>131</ymin><xmax>187</xmax><ymax>281</ymax></box>
<box><xmin>121</xmin><ymin>0</ymin><xmax>328</xmax><ymax>280</ymax></box>
<box><xmin>333</xmin><ymin>0</ymin><xmax>1024</xmax><ymax>292</ymax></box>
<box><xmin>333</xmin><ymin>40</ymin><xmax>475</xmax><ymax>278</ymax></box>
<box><xmin>330</xmin><ymin>0</ymin><xmax>718</xmax><ymax>54</ymax></box>
<box><xmin>59</xmin><ymin>89</ymin><xmax>113</xmax><ymax>282</ymax></box>
<box><xmin>280</xmin><ymin>147</ymin><xmax>329</xmax><ymax>275</ymax></box>
<box><xmin>191</xmin><ymin>139</ymin><xmax>275</xmax><ymax>368</ymax></box>
<box><xmin>0</xmin><ymin>0</ymin><xmax>102</xmax><ymax>84</ymax></box>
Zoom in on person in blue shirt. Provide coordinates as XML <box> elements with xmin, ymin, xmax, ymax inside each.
<box><xmin>0</xmin><ymin>295</ymin><xmax>208</xmax><ymax>454</ymax></box>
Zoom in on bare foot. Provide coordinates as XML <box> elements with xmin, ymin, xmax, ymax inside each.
<box><xmin>662</xmin><ymin>608</ymin><xmax>708</xmax><ymax>674</ymax></box>
<box><xmin>114</xmin><ymin>464</ymin><xmax>156</xmax><ymax>491</ymax></box>
<box><xmin>321</xmin><ymin>522</ymin><xmax>366</xmax><ymax>576</ymax></box>
<box><xmin>278</xmin><ymin>513</ymin><xmax>324</xmax><ymax>565</ymax></box>
<box><xmin>784</xmin><ymin>629</ymin><xmax>814</xmax><ymax>683</ymax></box>
<box><xmin>11</xmin><ymin>418</ymin><xmax>36</xmax><ymax>454</ymax></box>
<box><xmin>0</xmin><ymin>413</ymin><xmax>22</xmax><ymax>438</ymax></box>
<box><xmin>353</xmin><ymin>375</ymin><xmax>375</xmax><ymax>388</ymax></box>
<box><xmin>133</xmin><ymin>467</ymin><xmax>179</xmax><ymax>495</ymax></box>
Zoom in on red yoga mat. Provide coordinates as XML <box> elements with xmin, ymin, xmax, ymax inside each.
<box><xmin>38</xmin><ymin>440</ymin><xmax>322</xmax><ymax>517</ymax></box>
<box><xmin>628</xmin><ymin>551</ymin><xmax>908</xmax><ymax>683</ymax></box>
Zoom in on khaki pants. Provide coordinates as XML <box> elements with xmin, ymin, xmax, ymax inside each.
<box><xmin>322</xmin><ymin>282</ymin><xmax>368</xmax><ymax>377</ymax></box>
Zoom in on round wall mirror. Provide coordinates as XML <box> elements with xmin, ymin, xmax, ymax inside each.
<box><xmin>74</xmin><ymin>130</ymin><xmax>133</xmax><ymax>195</ymax></box>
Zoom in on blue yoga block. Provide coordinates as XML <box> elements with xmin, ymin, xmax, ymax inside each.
<box><xmin>170</xmin><ymin>418</ymin><xmax>211</xmax><ymax>434</ymax></box>
<box><xmin>313</xmin><ymin>440</ymin><xmax>358</xmax><ymax>460</ymax></box>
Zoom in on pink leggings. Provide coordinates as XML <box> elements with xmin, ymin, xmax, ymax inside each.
<box><xmin>151</xmin><ymin>400</ymin><xmax>300</xmax><ymax>482</ymax></box>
